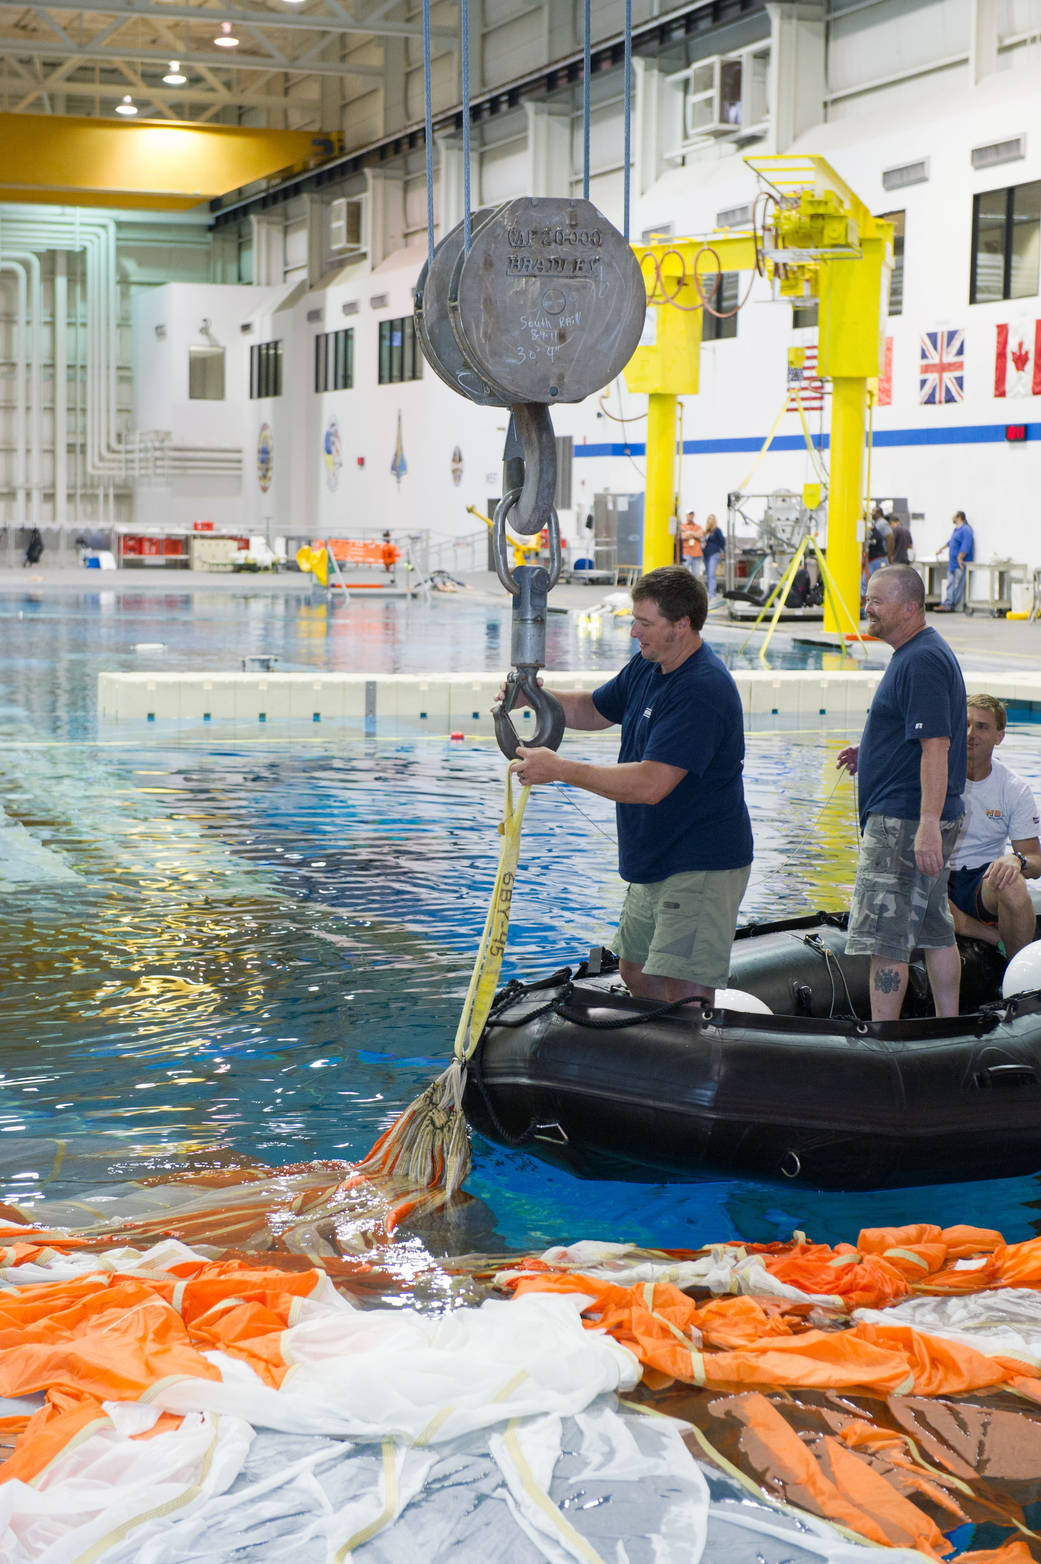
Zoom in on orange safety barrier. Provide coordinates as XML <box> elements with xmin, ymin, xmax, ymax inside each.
<box><xmin>324</xmin><ymin>538</ymin><xmax>400</xmax><ymax>567</ymax></box>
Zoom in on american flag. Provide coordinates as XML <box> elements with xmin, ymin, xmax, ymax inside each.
<box><xmin>919</xmin><ymin>329</ymin><xmax>964</xmax><ymax>405</ymax></box>
<box><xmin>786</xmin><ymin>345</ymin><xmax>826</xmax><ymax>411</ymax></box>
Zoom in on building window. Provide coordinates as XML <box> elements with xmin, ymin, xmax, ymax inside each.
<box><xmin>378</xmin><ymin>317</ymin><xmax>422</xmax><ymax>383</ymax></box>
<box><xmin>878</xmin><ymin>209</ymin><xmax>905</xmax><ymax>315</ymax></box>
<box><xmin>702</xmin><ymin>273</ymin><xmax>740</xmax><ymax>341</ymax></box>
<box><xmin>970</xmin><ymin>180</ymin><xmax>1041</xmax><ymax>304</ymax></box>
<box><xmin>188</xmin><ymin>346</ymin><xmax>225</xmax><ymax>400</ymax></box>
<box><xmin>249</xmin><ymin>339</ymin><xmax>283</xmax><ymax>399</ymax></box>
<box><xmin>315</xmin><ymin>328</ymin><xmax>354</xmax><ymax>392</ymax></box>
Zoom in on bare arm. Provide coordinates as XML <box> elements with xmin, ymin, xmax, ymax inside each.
<box><xmin>915</xmin><ymin>736</ymin><xmax>950</xmax><ymax>876</ymax></box>
<box><xmin>494</xmin><ymin>681</ymin><xmax>613</xmax><ymax>732</ymax></box>
<box><xmin>985</xmin><ymin>835</ymin><xmax>1041</xmax><ymax>890</ymax></box>
<box><xmin>546</xmin><ymin>689</ymin><xmax>614</xmax><ymax>731</ymax></box>
<box><xmin>511</xmin><ymin>746</ymin><xmax>686</xmax><ymax>805</ymax></box>
<box><xmin>1011</xmin><ymin>836</ymin><xmax>1041</xmax><ymax>879</ymax></box>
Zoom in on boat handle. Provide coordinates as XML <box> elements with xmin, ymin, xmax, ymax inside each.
<box><xmin>974</xmin><ymin>1063</ymin><xmax>1038</xmax><ymax>1089</ymax></box>
<box><xmin>534</xmin><ymin>1121</ymin><xmax>569</xmax><ymax>1144</ymax></box>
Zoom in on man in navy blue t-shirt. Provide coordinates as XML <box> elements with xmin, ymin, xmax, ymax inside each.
<box><xmin>509</xmin><ymin>567</ymin><xmax>753</xmax><ymax>1006</ymax></box>
<box><xmin>837</xmin><ymin>565</ymin><xmax>966</xmax><ymax>1020</ymax></box>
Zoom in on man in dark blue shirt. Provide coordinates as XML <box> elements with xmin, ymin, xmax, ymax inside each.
<box><xmin>510</xmin><ymin>567</ymin><xmax>753</xmax><ymax>1006</ymax></box>
<box><xmin>837</xmin><ymin>565</ymin><xmax>967</xmax><ymax>1020</ymax></box>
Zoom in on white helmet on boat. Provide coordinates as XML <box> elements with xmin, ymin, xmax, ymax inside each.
<box><xmin>1001</xmin><ymin>940</ymin><xmax>1041</xmax><ymax>998</ymax></box>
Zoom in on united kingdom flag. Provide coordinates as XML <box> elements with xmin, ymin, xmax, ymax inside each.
<box><xmin>919</xmin><ymin>328</ymin><xmax>964</xmax><ymax>404</ymax></box>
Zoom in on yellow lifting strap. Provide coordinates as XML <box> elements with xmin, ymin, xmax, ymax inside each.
<box><xmin>453</xmin><ymin>769</ymin><xmax>530</xmax><ymax>1065</ymax></box>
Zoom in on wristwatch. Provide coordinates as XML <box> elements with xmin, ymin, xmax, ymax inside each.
<box><xmin>1013</xmin><ymin>849</ymin><xmax>1028</xmax><ymax>874</ymax></box>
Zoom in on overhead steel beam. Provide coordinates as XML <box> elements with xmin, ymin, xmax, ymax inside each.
<box><xmin>9</xmin><ymin>0</ymin><xmax>457</xmax><ymax>41</ymax></box>
<box><xmin>0</xmin><ymin>37</ymin><xmax>384</xmax><ymax>78</ymax></box>
<box><xmin>8</xmin><ymin>76</ymin><xmax>323</xmax><ymax>114</ymax></box>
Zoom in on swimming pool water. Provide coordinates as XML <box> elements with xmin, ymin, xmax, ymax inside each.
<box><xmin>2</xmin><ymin>586</ymin><xmax>1041</xmax><ymax>1257</ymax></box>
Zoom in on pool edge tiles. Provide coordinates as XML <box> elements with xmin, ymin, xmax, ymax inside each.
<box><xmin>96</xmin><ymin>668</ymin><xmax>1041</xmax><ymax>734</ymax></box>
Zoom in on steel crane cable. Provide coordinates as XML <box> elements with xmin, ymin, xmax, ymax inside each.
<box><xmin>422</xmin><ymin>0</ymin><xmax>434</xmax><ymax>273</ymax></box>
<box><xmin>583</xmin><ymin>0</ymin><xmax>591</xmax><ymax>200</ymax></box>
<box><xmin>462</xmin><ymin>0</ymin><xmax>472</xmax><ymax>250</ymax></box>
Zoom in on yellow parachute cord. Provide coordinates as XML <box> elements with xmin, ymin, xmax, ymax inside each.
<box><xmin>350</xmin><ymin>768</ymin><xmax>530</xmax><ymax>1220</ymax></box>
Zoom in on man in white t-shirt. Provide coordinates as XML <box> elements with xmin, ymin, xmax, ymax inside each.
<box><xmin>947</xmin><ymin>693</ymin><xmax>1041</xmax><ymax>957</ymax></box>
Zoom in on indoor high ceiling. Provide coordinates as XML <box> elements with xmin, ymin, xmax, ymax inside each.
<box><xmin>0</xmin><ymin>0</ymin><xmax>455</xmax><ymax>126</ymax></box>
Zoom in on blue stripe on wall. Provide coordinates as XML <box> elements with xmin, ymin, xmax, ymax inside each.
<box><xmin>574</xmin><ymin>422</ymin><xmax>1041</xmax><ymax>458</ymax></box>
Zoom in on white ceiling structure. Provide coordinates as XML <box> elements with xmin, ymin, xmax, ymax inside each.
<box><xmin>0</xmin><ymin>0</ymin><xmax>457</xmax><ymax>126</ymax></box>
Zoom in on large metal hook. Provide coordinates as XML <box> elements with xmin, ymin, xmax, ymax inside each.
<box><xmin>507</xmin><ymin>403</ymin><xmax>558</xmax><ymax>536</ymax></box>
<box><xmin>493</xmin><ymin>668</ymin><xmax>565</xmax><ymax>761</ymax></box>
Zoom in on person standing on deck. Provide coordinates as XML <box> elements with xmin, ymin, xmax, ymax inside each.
<box><xmin>506</xmin><ymin>567</ymin><xmax>752</xmax><ymax>1008</ymax></box>
<box><xmin>680</xmin><ymin>512</ymin><xmax>704</xmax><ymax>575</ymax></box>
<box><xmin>889</xmin><ymin>515</ymin><xmax>913</xmax><ymax>565</ymax></box>
<box><xmin>935</xmin><ymin>511</ymin><xmax>974</xmax><ymax>611</ymax></box>
<box><xmin>948</xmin><ymin>694</ymin><xmax>1041</xmax><ymax>959</ymax></box>
<box><xmin>702</xmin><ymin>515</ymin><xmax>726</xmax><ymax>597</ymax></box>
<box><xmin>836</xmin><ymin>565</ymin><xmax>967</xmax><ymax>1020</ymax></box>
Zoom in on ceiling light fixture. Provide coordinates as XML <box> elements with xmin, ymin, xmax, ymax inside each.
<box><xmin>214</xmin><ymin>20</ymin><xmax>239</xmax><ymax>46</ymax></box>
<box><xmin>163</xmin><ymin>60</ymin><xmax>187</xmax><ymax>84</ymax></box>
<box><xmin>116</xmin><ymin>94</ymin><xmax>138</xmax><ymax>115</ymax></box>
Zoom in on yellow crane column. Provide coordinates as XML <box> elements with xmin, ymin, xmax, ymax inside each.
<box><xmin>816</xmin><ymin>227</ymin><xmax>892</xmax><ymax>635</ymax></box>
<box><xmin>644</xmin><ymin>391</ymin><xmax>679</xmax><ymax>571</ymax></box>
<box><xmin>626</xmin><ymin>242</ymin><xmax>754</xmax><ymax>574</ymax></box>
<box><xmin>824</xmin><ymin>377</ymin><xmax>869</xmax><ymax>634</ymax></box>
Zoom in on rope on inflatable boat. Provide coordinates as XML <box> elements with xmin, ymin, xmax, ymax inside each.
<box><xmin>350</xmin><ymin>770</ymin><xmax>530</xmax><ymax>1229</ymax></box>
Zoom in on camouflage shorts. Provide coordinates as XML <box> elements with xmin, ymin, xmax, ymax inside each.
<box><xmin>845</xmin><ymin>814</ymin><xmax>962</xmax><ymax>962</ymax></box>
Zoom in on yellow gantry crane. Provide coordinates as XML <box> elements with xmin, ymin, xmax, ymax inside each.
<box><xmin>626</xmin><ymin>155</ymin><xmax>893</xmax><ymax>637</ymax></box>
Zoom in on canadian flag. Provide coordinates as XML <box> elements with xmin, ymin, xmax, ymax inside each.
<box><xmin>995</xmin><ymin>319</ymin><xmax>1041</xmax><ymax>397</ymax></box>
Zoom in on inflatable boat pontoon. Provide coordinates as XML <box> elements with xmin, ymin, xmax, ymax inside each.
<box><xmin>464</xmin><ymin>912</ymin><xmax>1041</xmax><ymax>1190</ymax></box>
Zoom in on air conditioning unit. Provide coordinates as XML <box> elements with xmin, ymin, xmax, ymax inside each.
<box><xmin>329</xmin><ymin>196</ymin><xmax>365</xmax><ymax>253</ymax></box>
<box><xmin>684</xmin><ymin>55</ymin><xmax>744</xmax><ymax>139</ymax></box>
<box><xmin>675</xmin><ymin>46</ymin><xmax>768</xmax><ymax>148</ymax></box>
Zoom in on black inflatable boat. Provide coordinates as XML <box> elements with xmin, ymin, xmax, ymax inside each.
<box><xmin>463</xmin><ymin>912</ymin><xmax>1041</xmax><ymax>1190</ymax></box>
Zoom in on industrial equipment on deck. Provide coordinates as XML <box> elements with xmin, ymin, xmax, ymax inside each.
<box><xmin>723</xmin><ymin>489</ymin><xmax>828</xmax><ymax>621</ymax></box>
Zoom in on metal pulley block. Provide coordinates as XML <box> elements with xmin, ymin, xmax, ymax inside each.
<box><xmin>414</xmin><ymin>209</ymin><xmax>504</xmax><ymax>407</ymax></box>
<box><xmin>449</xmin><ymin>195</ymin><xmax>646</xmax><ymax>405</ymax></box>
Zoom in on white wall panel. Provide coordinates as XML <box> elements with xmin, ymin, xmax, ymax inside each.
<box><xmin>348</xmin><ymin>88</ymin><xmax>384</xmax><ymax>146</ymax></box>
<box><xmin>826</xmin><ymin>59</ymin><xmax>968</xmax><ymax>121</ymax></box>
<box><xmin>406</xmin><ymin>50</ymin><xmax>456</xmax><ymax>123</ymax></box>
<box><xmin>482</xmin><ymin>11</ymin><xmax>549</xmax><ymax>84</ymax></box>
<box><xmin>570</xmin><ymin>97</ymin><xmax>626</xmax><ymax>191</ymax></box>
<box><xmin>479</xmin><ymin>139</ymin><xmax>528</xmax><ymax>203</ymax></box>
<box><xmin>997</xmin><ymin>0</ymin><xmax>1041</xmax><ymax>37</ymax></box>
<box><xmin>404</xmin><ymin>174</ymin><xmax>434</xmax><ymax>236</ymax></box>
<box><xmin>828</xmin><ymin>0</ymin><xmax>970</xmax><ymax>95</ymax></box>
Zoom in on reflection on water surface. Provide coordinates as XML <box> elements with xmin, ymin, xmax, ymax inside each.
<box><xmin>1</xmin><ymin>587</ymin><xmax>1040</xmax><ymax>1256</ymax></box>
